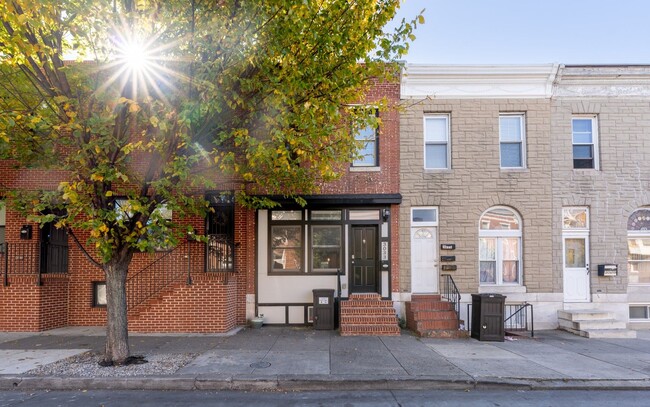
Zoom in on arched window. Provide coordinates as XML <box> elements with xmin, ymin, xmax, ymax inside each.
<box><xmin>479</xmin><ymin>207</ymin><xmax>522</xmax><ymax>285</ymax></box>
<box><xmin>628</xmin><ymin>208</ymin><xmax>650</xmax><ymax>284</ymax></box>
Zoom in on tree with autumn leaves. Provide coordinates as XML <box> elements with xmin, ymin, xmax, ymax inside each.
<box><xmin>0</xmin><ymin>0</ymin><xmax>420</xmax><ymax>365</ymax></box>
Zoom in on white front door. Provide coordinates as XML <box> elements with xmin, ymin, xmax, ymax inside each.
<box><xmin>563</xmin><ymin>235</ymin><xmax>590</xmax><ymax>302</ymax></box>
<box><xmin>411</xmin><ymin>227</ymin><xmax>438</xmax><ymax>293</ymax></box>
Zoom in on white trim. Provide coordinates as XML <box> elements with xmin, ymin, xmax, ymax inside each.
<box><xmin>499</xmin><ymin>113</ymin><xmax>526</xmax><ymax>169</ymax></box>
<box><xmin>411</xmin><ymin>207</ymin><xmax>439</xmax><ymax>227</ymax></box>
<box><xmin>478</xmin><ymin>206</ymin><xmax>523</xmax><ymax>286</ymax></box>
<box><xmin>571</xmin><ymin>115</ymin><xmax>599</xmax><ymax>170</ymax></box>
<box><xmin>402</xmin><ymin>64</ymin><xmax>559</xmax><ymax>99</ymax></box>
<box><xmin>423</xmin><ymin>114</ymin><xmax>450</xmax><ymax>170</ymax></box>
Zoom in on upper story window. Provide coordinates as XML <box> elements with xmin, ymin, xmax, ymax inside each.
<box><xmin>499</xmin><ymin>114</ymin><xmax>526</xmax><ymax>168</ymax></box>
<box><xmin>572</xmin><ymin>116</ymin><xmax>599</xmax><ymax>169</ymax></box>
<box><xmin>628</xmin><ymin>208</ymin><xmax>650</xmax><ymax>285</ymax></box>
<box><xmin>424</xmin><ymin>114</ymin><xmax>450</xmax><ymax>170</ymax></box>
<box><xmin>479</xmin><ymin>207</ymin><xmax>522</xmax><ymax>285</ymax></box>
<box><xmin>352</xmin><ymin>110</ymin><xmax>378</xmax><ymax>167</ymax></box>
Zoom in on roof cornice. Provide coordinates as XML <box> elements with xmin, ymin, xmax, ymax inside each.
<box><xmin>401</xmin><ymin>64</ymin><xmax>559</xmax><ymax>99</ymax></box>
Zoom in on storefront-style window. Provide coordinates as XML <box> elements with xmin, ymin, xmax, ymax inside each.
<box><xmin>479</xmin><ymin>207</ymin><xmax>522</xmax><ymax>285</ymax></box>
<box><xmin>628</xmin><ymin>208</ymin><xmax>650</xmax><ymax>284</ymax></box>
<box><xmin>311</xmin><ymin>225</ymin><xmax>342</xmax><ymax>272</ymax></box>
<box><xmin>271</xmin><ymin>225</ymin><xmax>302</xmax><ymax>272</ymax></box>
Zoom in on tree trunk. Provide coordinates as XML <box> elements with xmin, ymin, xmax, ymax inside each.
<box><xmin>103</xmin><ymin>251</ymin><xmax>134</xmax><ymax>365</ymax></box>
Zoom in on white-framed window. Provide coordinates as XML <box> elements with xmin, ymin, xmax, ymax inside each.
<box><xmin>572</xmin><ymin>116</ymin><xmax>599</xmax><ymax>169</ymax></box>
<box><xmin>628</xmin><ymin>208</ymin><xmax>650</xmax><ymax>285</ymax></box>
<box><xmin>499</xmin><ymin>113</ymin><xmax>525</xmax><ymax>168</ymax></box>
<box><xmin>352</xmin><ymin>110</ymin><xmax>379</xmax><ymax>167</ymax></box>
<box><xmin>424</xmin><ymin>114</ymin><xmax>450</xmax><ymax>169</ymax></box>
<box><xmin>411</xmin><ymin>207</ymin><xmax>438</xmax><ymax>227</ymax></box>
<box><xmin>479</xmin><ymin>207</ymin><xmax>522</xmax><ymax>285</ymax></box>
<box><xmin>630</xmin><ymin>304</ymin><xmax>650</xmax><ymax>320</ymax></box>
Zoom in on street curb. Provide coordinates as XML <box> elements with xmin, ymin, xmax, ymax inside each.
<box><xmin>2</xmin><ymin>375</ymin><xmax>650</xmax><ymax>392</ymax></box>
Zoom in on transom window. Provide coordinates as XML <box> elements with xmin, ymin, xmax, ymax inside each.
<box><xmin>572</xmin><ymin>116</ymin><xmax>599</xmax><ymax>169</ymax></box>
<box><xmin>411</xmin><ymin>207</ymin><xmax>438</xmax><ymax>226</ymax></box>
<box><xmin>424</xmin><ymin>114</ymin><xmax>450</xmax><ymax>169</ymax></box>
<box><xmin>563</xmin><ymin>207</ymin><xmax>589</xmax><ymax>230</ymax></box>
<box><xmin>479</xmin><ymin>207</ymin><xmax>522</xmax><ymax>285</ymax></box>
<box><xmin>628</xmin><ymin>208</ymin><xmax>650</xmax><ymax>285</ymax></box>
<box><xmin>499</xmin><ymin>114</ymin><xmax>525</xmax><ymax>168</ymax></box>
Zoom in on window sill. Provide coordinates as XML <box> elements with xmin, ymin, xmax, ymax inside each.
<box><xmin>423</xmin><ymin>169</ymin><xmax>452</xmax><ymax>174</ymax></box>
<box><xmin>478</xmin><ymin>285</ymin><xmax>527</xmax><ymax>294</ymax></box>
<box><xmin>500</xmin><ymin>167</ymin><xmax>528</xmax><ymax>172</ymax></box>
<box><xmin>350</xmin><ymin>166</ymin><xmax>381</xmax><ymax>172</ymax></box>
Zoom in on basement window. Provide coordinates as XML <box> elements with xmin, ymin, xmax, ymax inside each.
<box><xmin>93</xmin><ymin>282</ymin><xmax>107</xmax><ymax>307</ymax></box>
<box><xmin>630</xmin><ymin>305</ymin><xmax>650</xmax><ymax>320</ymax></box>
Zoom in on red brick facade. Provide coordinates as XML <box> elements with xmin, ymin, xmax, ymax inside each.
<box><xmin>0</xmin><ymin>76</ymin><xmax>401</xmax><ymax>333</ymax></box>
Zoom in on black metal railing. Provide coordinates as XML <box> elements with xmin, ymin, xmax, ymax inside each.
<box><xmin>504</xmin><ymin>303</ymin><xmax>534</xmax><ymax>338</ymax></box>
<box><xmin>206</xmin><ymin>234</ymin><xmax>234</xmax><ymax>272</ymax></box>
<box><xmin>1</xmin><ymin>242</ymin><xmax>50</xmax><ymax>286</ymax></box>
<box><xmin>126</xmin><ymin>242</ymin><xmax>192</xmax><ymax>310</ymax></box>
<box><xmin>465</xmin><ymin>302</ymin><xmax>535</xmax><ymax>338</ymax></box>
<box><xmin>441</xmin><ymin>274</ymin><xmax>461</xmax><ymax>327</ymax></box>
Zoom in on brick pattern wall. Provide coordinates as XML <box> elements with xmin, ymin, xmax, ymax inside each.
<box><xmin>400</xmin><ymin>98</ymin><xmax>554</xmax><ymax>294</ymax></box>
<box><xmin>0</xmin><ymin>78</ymin><xmax>398</xmax><ymax>332</ymax></box>
<box><xmin>0</xmin><ymin>274</ymin><xmax>68</xmax><ymax>331</ymax></box>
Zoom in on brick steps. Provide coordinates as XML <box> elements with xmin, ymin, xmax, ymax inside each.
<box><xmin>339</xmin><ymin>293</ymin><xmax>400</xmax><ymax>336</ymax></box>
<box><xmin>406</xmin><ymin>294</ymin><xmax>464</xmax><ymax>338</ymax></box>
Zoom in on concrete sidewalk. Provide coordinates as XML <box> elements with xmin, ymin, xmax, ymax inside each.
<box><xmin>1</xmin><ymin>326</ymin><xmax>650</xmax><ymax>391</ymax></box>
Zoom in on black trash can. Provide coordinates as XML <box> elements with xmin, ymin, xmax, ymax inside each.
<box><xmin>312</xmin><ymin>289</ymin><xmax>336</xmax><ymax>330</ymax></box>
<box><xmin>471</xmin><ymin>293</ymin><xmax>506</xmax><ymax>341</ymax></box>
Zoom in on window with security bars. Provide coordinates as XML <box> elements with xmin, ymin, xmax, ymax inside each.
<box><xmin>206</xmin><ymin>193</ymin><xmax>235</xmax><ymax>272</ymax></box>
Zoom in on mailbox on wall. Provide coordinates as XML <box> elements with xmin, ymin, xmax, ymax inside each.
<box><xmin>20</xmin><ymin>225</ymin><xmax>32</xmax><ymax>240</ymax></box>
<box><xmin>597</xmin><ymin>264</ymin><xmax>618</xmax><ymax>277</ymax></box>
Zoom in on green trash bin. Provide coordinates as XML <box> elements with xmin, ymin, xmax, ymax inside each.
<box><xmin>471</xmin><ymin>293</ymin><xmax>506</xmax><ymax>341</ymax></box>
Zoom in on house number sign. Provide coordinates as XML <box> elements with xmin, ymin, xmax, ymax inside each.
<box><xmin>441</xmin><ymin>243</ymin><xmax>456</xmax><ymax>250</ymax></box>
<box><xmin>381</xmin><ymin>241</ymin><xmax>389</xmax><ymax>261</ymax></box>
<box><xmin>318</xmin><ymin>297</ymin><xmax>329</xmax><ymax>305</ymax></box>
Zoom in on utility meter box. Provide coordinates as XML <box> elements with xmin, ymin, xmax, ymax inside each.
<box><xmin>312</xmin><ymin>289</ymin><xmax>335</xmax><ymax>330</ymax></box>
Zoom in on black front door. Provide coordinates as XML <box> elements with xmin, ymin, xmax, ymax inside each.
<box><xmin>350</xmin><ymin>225</ymin><xmax>378</xmax><ymax>293</ymax></box>
<box><xmin>40</xmin><ymin>223</ymin><xmax>68</xmax><ymax>274</ymax></box>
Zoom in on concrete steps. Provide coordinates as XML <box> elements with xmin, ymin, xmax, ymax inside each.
<box><xmin>406</xmin><ymin>294</ymin><xmax>468</xmax><ymax>339</ymax></box>
<box><xmin>557</xmin><ymin>309</ymin><xmax>637</xmax><ymax>339</ymax></box>
<box><xmin>339</xmin><ymin>293</ymin><xmax>400</xmax><ymax>336</ymax></box>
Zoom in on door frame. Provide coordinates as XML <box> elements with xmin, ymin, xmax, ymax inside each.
<box><xmin>348</xmin><ymin>224</ymin><xmax>380</xmax><ymax>294</ymax></box>
<box><xmin>562</xmin><ymin>231</ymin><xmax>591</xmax><ymax>303</ymax></box>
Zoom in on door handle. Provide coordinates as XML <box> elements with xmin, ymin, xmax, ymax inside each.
<box><xmin>586</xmin><ymin>264</ymin><xmax>590</xmax><ymax>274</ymax></box>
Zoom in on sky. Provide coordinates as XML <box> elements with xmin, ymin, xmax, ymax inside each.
<box><xmin>390</xmin><ymin>0</ymin><xmax>650</xmax><ymax>65</ymax></box>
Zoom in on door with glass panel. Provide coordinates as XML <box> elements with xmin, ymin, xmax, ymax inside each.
<box><xmin>563</xmin><ymin>235</ymin><xmax>590</xmax><ymax>302</ymax></box>
<box><xmin>350</xmin><ymin>226</ymin><xmax>378</xmax><ymax>293</ymax></box>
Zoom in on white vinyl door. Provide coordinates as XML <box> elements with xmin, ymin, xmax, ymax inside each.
<box><xmin>411</xmin><ymin>227</ymin><xmax>438</xmax><ymax>293</ymax></box>
<box><xmin>563</xmin><ymin>235</ymin><xmax>590</xmax><ymax>302</ymax></box>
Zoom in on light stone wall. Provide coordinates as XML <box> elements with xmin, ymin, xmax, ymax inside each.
<box><xmin>399</xmin><ymin>98</ymin><xmax>554</xmax><ymax>297</ymax></box>
<box><xmin>552</xmin><ymin>69</ymin><xmax>650</xmax><ymax>309</ymax></box>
